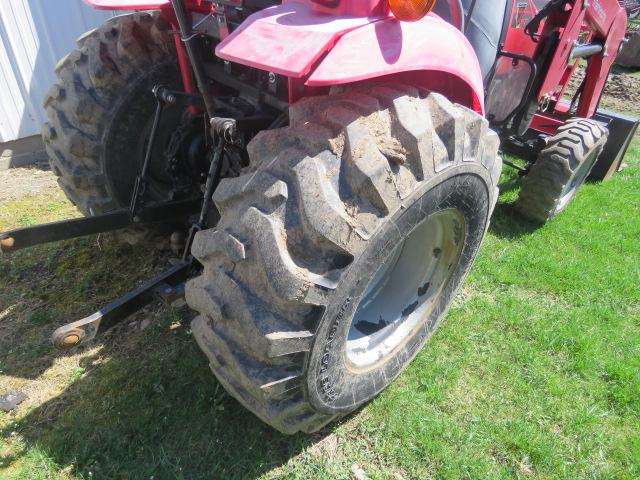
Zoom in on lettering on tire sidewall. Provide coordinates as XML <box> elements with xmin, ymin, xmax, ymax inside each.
<box><xmin>317</xmin><ymin>297</ymin><xmax>351</xmax><ymax>403</ymax></box>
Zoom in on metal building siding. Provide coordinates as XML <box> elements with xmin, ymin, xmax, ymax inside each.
<box><xmin>0</xmin><ymin>1</ymin><xmax>121</xmax><ymax>142</ymax></box>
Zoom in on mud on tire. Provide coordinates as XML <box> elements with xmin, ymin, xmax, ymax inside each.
<box><xmin>42</xmin><ymin>12</ymin><xmax>178</xmax><ymax>243</ymax></box>
<box><xmin>516</xmin><ymin>118</ymin><xmax>608</xmax><ymax>223</ymax></box>
<box><xmin>186</xmin><ymin>85</ymin><xmax>502</xmax><ymax>434</ymax></box>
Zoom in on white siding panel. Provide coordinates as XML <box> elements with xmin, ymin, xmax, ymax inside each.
<box><xmin>0</xmin><ymin>1</ymin><xmax>123</xmax><ymax>142</ymax></box>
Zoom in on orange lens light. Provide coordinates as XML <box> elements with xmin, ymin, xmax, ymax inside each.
<box><xmin>389</xmin><ymin>0</ymin><xmax>437</xmax><ymax>21</ymax></box>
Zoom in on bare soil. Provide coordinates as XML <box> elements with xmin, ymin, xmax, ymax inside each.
<box><xmin>601</xmin><ymin>70</ymin><xmax>640</xmax><ymax>114</ymax></box>
<box><xmin>0</xmin><ymin>166</ymin><xmax>60</xmax><ymax>203</ymax></box>
<box><xmin>566</xmin><ymin>63</ymin><xmax>640</xmax><ymax>117</ymax></box>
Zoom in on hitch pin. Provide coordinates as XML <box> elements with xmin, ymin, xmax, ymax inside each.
<box><xmin>0</xmin><ymin>236</ymin><xmax>15</xmax><ymax>252</ymax></box>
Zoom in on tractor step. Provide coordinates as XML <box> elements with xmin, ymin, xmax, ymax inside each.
<box><xmin>51</xmin><ymin>260</ymin><xmax>192</xmax><ymax>350</ymax></box>
<box><xmin>0</xmin><ymin>198</ymin><xmax>200</xmax><ymax>253</ymax></box>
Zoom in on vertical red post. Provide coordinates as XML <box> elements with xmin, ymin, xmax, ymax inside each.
<box><xmin>171</xmin><ymin>20</ymin><xmax>199</xmax><ymax>114</ymax></box>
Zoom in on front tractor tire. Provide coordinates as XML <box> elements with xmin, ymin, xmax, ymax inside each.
<box><xmin>185</xmin><ymin>85</ymin><xmax>502</xmax><ymax>434</ymax></box>
<box><xmin>516</xmin><ymin>118</ymin><xmax>609</xmax><ymax>223</ymax></box>
<box><xmin>42</xmin><ymin>12</ymin><xmax>180</xmax><ymax>241</ymax></box>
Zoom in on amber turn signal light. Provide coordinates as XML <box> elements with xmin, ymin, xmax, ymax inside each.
<box><xmin>389</xmin><ymin>0</ymin><xmax>437</xmax><ymax>21</ymax></box>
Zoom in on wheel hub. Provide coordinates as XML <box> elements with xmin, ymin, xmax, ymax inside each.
<box><xmin>346</xmin><ymin>209</ymin><xmax>466</xmax><ymax>371</ymax></box>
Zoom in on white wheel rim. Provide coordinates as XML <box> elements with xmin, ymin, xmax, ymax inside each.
<box><xmin>345</xmin><ymin>209</ymin><xmax>466</xmax><ymax>371</ymax></box>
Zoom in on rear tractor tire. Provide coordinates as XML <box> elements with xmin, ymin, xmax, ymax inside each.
<box><xmin>185</xmin><ymin>85</ymin><xmax>502</xmax><ymax>434</ymax></box>
<box><xmin>42</xmin><ymin>12</ymin><xmax>182</xmax><ymax>244</ymax></box>
<box><xmin>516</xmin><ymin>118</ymin><xmax>608</xmax><ymax>223</ymax></box>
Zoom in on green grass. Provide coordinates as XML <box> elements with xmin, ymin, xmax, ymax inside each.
<box><xmin>1</xmin><ymin>141</ymin><xmax>638</xmax><ymax>479</ymax></box>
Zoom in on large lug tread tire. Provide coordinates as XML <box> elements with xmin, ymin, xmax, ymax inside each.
<box><xmin>516</xmin><ymin>118</ymin><xmax>608</xmax><ymax>223</ymax></box>
<box><xmin>42</xmin><ymin>12</ymin><xmax>175</xmax><ymax>237</ymax></box>
<box><xmin>186</xmin><ymin>85</ymin><xmax>502</xmax><ymax>434</ymax></box>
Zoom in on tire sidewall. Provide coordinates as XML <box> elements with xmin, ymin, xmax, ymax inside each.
<box><xmin>552</xmin><ymin>142</ymin><xmax>604</xmax><ymax>217</ymax></box>
<box><xmin>306</xmin><ymin>165</ymin><xmax>492</xmax><ymax>414</ymax></box>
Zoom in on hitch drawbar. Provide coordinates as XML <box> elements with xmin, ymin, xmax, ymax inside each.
<box><xmin>0</xmin><ymin>76</ymin><xmax>237</xmax><ymax>350</ymax></box>
<box><xmin>0</xmin><ymin>198</ymin><xmax>200</xmax><ymax>349</ymax></box>
<box><xmin>0</xmin><ymin>198</ymin><xmax>199</xmax><ymax>253</ymax></box>
<box><xmin>51</xmin><ymin>261</ymin><xmax>191</xmax><ymax>349</ymax></box>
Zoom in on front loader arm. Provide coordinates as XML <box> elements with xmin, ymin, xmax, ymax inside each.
<box><xmin>537</xmin><ymin>0</ymin><xmax>627</xmax><ymax>118</ymax></box>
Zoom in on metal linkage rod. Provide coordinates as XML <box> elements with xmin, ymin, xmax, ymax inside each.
<box><xmin>51</xmin><ymin>261</ymin><xmax>191</xmax><ymax>349</ymax></box>
<box><xmin>181</xmin><ymin>131</ymin><xmax>226</xmax><ymax>261</ymax></box>
<box><xmin>0</xmin><ymin>199</ymin><xmax>200</xmax><ymax>254</ymax></box>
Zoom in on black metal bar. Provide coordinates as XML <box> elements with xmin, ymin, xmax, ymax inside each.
<box><xmin>182</xmin><ymin>134</ymin><xmax>226</xmax><ymax>261</ymax></box>
<box><xmin>156</xmin><ymin>87</ymin><xmax>205</xmax><ymax>108</ymax></box>
<box><xmin>493</xmin><ymin>51</ymin><xmax>538</xmax><ymax>128</ymax></box>
<box><xmin>0</xmin><ymin>198</ymin><xmax>200</xmax><ymax>253</ymax></box>
<box><xmin>130</xmin><ymin>91</ymin><xmax>165</xmax><ymax>215</ymax></box>
<box><xmin>502</xmin><ymin>159</ymin><xmax>529</xmax><ymax>173</ymax></box>
<box><xmin>500</xmin><ymin>132</ymin><xmax>547</xmax><ymax>164</ymax></box>
<box><xmin>51</xmin><ymin>261</ymin><xmax>191</xmax><ymax>349</ymax></box>
<box><xmin>170</xmin><ymin>0</ymin><xmax>218</xmax><ymax>118</ymax></box>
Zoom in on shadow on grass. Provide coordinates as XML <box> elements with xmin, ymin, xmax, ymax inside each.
<box><xmin>1</xmin><ymin>308</ymin><xmax>332</xmax><ymax>479</ymax></box>
<box><xmin>0</xmin><ymin>166</ymin><xmax>544</xmax><ymax>478</ymax></box>
<box><xmin>0</xmin><ymin>237</ymin><xmax>336</xmax><ymax>479</ymax></box>
<box><xmin>488</xmin><ymin>168</ymin><xmax>541</xmax><ymax>239</ymax></box>
<box><xmin>489</xmin><ymin>200</ymin><xmax>540</xmax><ymax>239</ymax></box>
<box><xmin>0</xmin><ymin>240</ymin><xmax>172</xmax><ymax>380</ymax></box>
<box><xmin>497</xmin><ymin>170</ymin><xmax>522</xmax><ymax>197</ymax></box>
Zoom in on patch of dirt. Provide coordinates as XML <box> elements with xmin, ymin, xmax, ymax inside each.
<box><xmin>0</xmin><ymin>166</ymin><xmax>60</xmax><ymax>203</ymax></box>
<box><xmin>600</xmin><ymin>71</ymin><xmax>640</xmax><ymax>114</ymax></box>
<box><xmin>566</xmin><ymin>63</ymin><xmax>640</xmax><ymax>117</ymax></box>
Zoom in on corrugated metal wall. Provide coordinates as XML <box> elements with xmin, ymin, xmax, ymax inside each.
<box><xmin>0</xmin><ymin>1</ymin><xmax>122</xmax><ymax>142</ymax></box>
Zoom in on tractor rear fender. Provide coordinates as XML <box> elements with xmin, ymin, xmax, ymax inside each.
<box><xmin>307</xmin><ymin>15</ymin><xmax>484</xmax><ymax>113</ymax></box>
<box><xmin>86</xmin><ymin>1</ymin><xmax>484</xmax><ymax>112</ymax></box>
<box><xmin>217</xmin><ymin>3</ymin><xmax>485</xmax><ymax>113</ymax></box>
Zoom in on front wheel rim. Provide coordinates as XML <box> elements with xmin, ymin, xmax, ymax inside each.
<box><xmin>345</xmin><ymin>209</ymin><xmax>466</xmax><ymax>371</ymax></box>
<box><xmin>556</xmin><ymin>148</ymin><xmax>599</xmax><ymax>213</ymax></box>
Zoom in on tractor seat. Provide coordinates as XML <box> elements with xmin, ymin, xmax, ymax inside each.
<box><xmin>462</xmin><ymin>0</ymin><xmax>512</xmax><ymax>83</ymax></box>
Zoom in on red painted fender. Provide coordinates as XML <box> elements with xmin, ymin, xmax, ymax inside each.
<box><xmin>308</xmin><ymin>16</ymin><xmax>485</xmax><ymax>113</ymax></box>
<box><xmin>82</xmin><ymin>0</ymin><xmax>170</xmax><ymax>9</ymax></box>
<box><xmin>216</xmin><ymin>2</ymin><xmax>383</xmax><ymax>78</ymax></box>
<box><xmin>217</xmin><ymin>2</ymin><xmax>484</xmax><ymax>113</ymax></box>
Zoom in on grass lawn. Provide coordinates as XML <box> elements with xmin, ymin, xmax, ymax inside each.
<box><xmin>1</xmin><ymin>136</ymin><xmax>638</xmax><ymax>478</ymax></box>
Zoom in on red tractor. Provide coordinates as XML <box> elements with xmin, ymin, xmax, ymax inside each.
<box><xmin>1</xmin><ymin>0</ymin><xmax>637</xmax><ymax>434</ymax></box>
